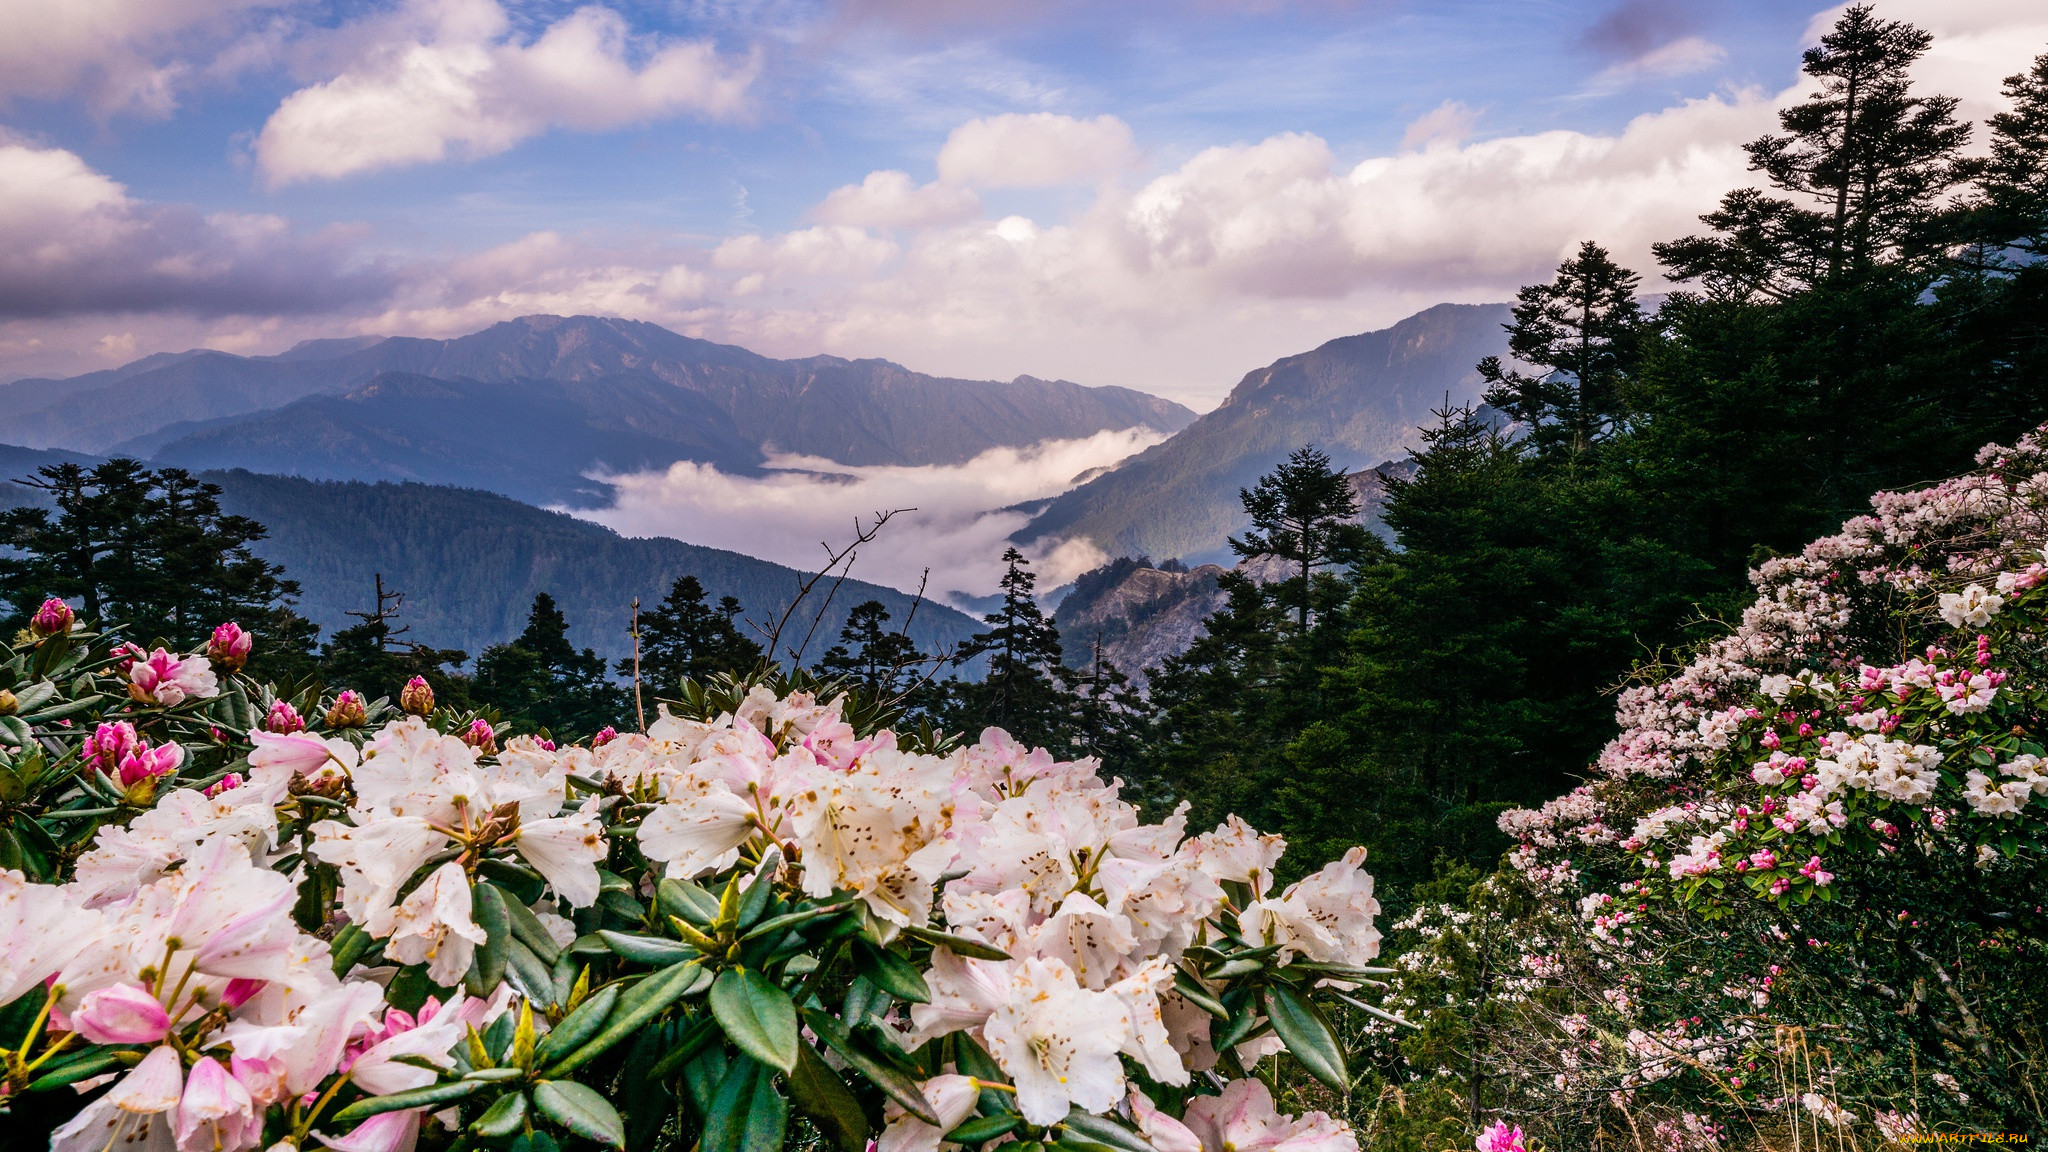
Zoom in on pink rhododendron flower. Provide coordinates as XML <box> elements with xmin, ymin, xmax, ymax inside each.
<box><xmin>264</xmin><ymin>700</ymin><xmax>306</xmax><ymax>733</ymax></box>
<box><xmin>1476</xmin><ymin>1120</ymin><xmax>1529</xmax><ymax>1152</ymax></box>
<box><xmin>70</xmin><ymin>982</ymin><xmax>171</xmax><ymax>1044</ymax></box>
<box><xmin>126</xmin><ymin>648</ymin><xmax>220</xmax><ymax>707</ymax></box>
<box><xmin>207</xmin><ymin>622</ymin><xmax>252</xmax><ymax>672</ymax></box>
<box><xmin>30</xmin><ymin>597</ymin><xmax>74</xmax><ymax>638</ymax></box>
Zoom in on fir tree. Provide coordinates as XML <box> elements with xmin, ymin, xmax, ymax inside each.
<box><xmin>817</xmin><ymin>600</ymin><xmax>926</xmax><ymax>699</ymax></box>
<box><xmin>318</xmin><ymin>574</ymin><xmax>469</xmax><ymax>705</ymax></box>
<box><xmin>624</xmin><ymin>576</ymin><xmax>764</xmax><ymax>692</ymax></box>
<box><xmin>948</xmin><ymin>549</ymin><xmax>1071</xmax><ymax>750</ymax></box>
<box><xmin>0</xmin><ymin>460</ymin><xmax>313</xmax><ymax>650</ymax></box>
<box><xmin>475</xmin><ymin>593</ymin><xmax>626</xmax><ymax>739</ymax></box>
<box><xmin>1478</xmin><ymin>241</ymin><xmax>1645</xmax><ymax>451</ymax></box>
<box><xmin>1228</xmin><ymin>446</ymin><xmax>1368</xmax><ymax>629</ymax></box>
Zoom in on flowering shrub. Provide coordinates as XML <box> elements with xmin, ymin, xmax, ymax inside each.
<box><xmin>1431</xmin><ymin>427</ymin><xmax>2048</xmax><ymax>1139</ymax></box>
<box><xmin>0</xmin><ymin>609</ymin><xmax>1391</xmax><ymax>1152</ymax></box>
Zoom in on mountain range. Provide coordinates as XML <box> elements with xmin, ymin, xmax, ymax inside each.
<box><xmin>1014</xmin><ymin>302</ymin><xmax>1510</xmax><ymax>563</ymax></box>
<box><xmin>1</xmin><ymin>315</ymin><xmax>1194</xmax><ymax>506</ymax></box>
<box><xmin>0</xmin><ymin>442</ymin><xmax>979</xmax><ymax>665</ymax></box>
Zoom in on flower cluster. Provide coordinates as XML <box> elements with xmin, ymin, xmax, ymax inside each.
<box><xmin>0</xmin><ymin>614</ymin><xmax>1388</xmax><ymax>1152</ymax></box>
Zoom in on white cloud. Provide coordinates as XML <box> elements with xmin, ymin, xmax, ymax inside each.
<box><xmin>936</xmin><ymin>112</ymin><xmax>1138</xmax><ymax>187</ymax></box>
<box><xmin>811</xmin><ymin>170</ymin><xmax>983</xmax><ymax>229</ymax></box>
<box><xmin>581</xmin><ymin>428</ymin><xmax>1163</xmax><ymax>600</ymax></box>
<box><xmin>0</xmin><ymin>0</ymin><xmax>285</xmax><ymax>116</ymax></box>
<box><xmin>1400</xmin><ymin>100</ymin><xmax>1481</xmax><ymax>150</ymax></box>
<box><xmin>1587</xmin><ymin>36</ymin><xmax>1727</xmax><ymax>92</ymax></box>
<box><xmin>256</xmin><ymin>0</ymin><xmax>760</xmax><ymax>185</ymax></box>
<box><xmin>0</xmin><ymin>139</ymin><xmax>390</xmax><ymax>320</ymax></box>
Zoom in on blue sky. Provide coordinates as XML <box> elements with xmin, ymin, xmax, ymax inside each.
<box><xmin>1</xmin><ymin>0</ymin><xmax>2042</xmax><ymax>405</ymax></box>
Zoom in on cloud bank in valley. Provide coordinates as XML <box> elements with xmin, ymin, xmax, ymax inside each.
<box><xmin>578</xmin><ymin>428</ymin><xmax>1166</xmax><ymax>603</ymax></box>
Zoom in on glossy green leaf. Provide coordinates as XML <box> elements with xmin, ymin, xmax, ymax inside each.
<box><xmin>498</xmin><ymin>888</ymin><xmax>563</xmax><ymax>966</ymax></box>
<box><xmin>851</xmin><ymin>938</ymin><xmax>930</xmax><ymax>1004</ymax></box>
<box><xmin>899</xmin><ymin>924</ymin><xmax>1012</xmax><ymax>961</ymax></box>
<box><xmin>658</xmin><ymin>878</ymin><xmax>721</xmax><ymax>927</ymax></box>
<box><xmin>507</xmin><ymin>937</ymin><xmax>560</xmax><ymax>1009</ymax></box>
<box><xmin>947</xmin><ymin>1115</ymin><xmax>1023</xmax><ymax>1144</ymax></box>
<box><xmin>786</xmin><ymin>1041</ymin><xmax>871</xmax><ymax>1152</ymax></box>
<box><xmin>1172</xmin><ymin>968</ymin><xmax>1228</xmax><ymax>1020</ymax></box>
<box><xmin>801</xmin><ymin>1005</ymin><xmax>939</xmax><ymax>1125</ymax></box>
<box><xmin>329</xmin><ymin>1079</ymin><xmax>481</xmax><ymax>1124</ymax></box>
<box><xmin>543</xmin><ymin>961</ymin><xmax>706</xmax><ymax>1076</ymax></box>
<box><xmin>700</xmin><ymin>1056</ymin><xmax>788</xmax><ymax>1152</ymax></box>
<box><xmin>598</xmin><ymin>929</ymin><xmax>700</xmax><ymax>966</ymax></box>
<box><xmin>24</xmin><ymin>1049</ymin><xmax>121</xmax><ymax>1093</ymax></box>
<box><xmin>649</xmin><ymin>1014</ymin><xmax>724</xmax><ymax>1082</ymax></box>
<box><xmin>1261</xmin><ymin>984</ymin><xmax>1347</xmax><ymax>1092</ymax></box>
<box><xmin>464</xmin><ymin>881</ymin><xmax>511</xmax><ymax>996</ymax></box>
<box><xmin>1061</xmin><ymin>1109</ymin><xmax>1156</xmax><ymax>1152</ymax></box>
<box><xmin>535</xmin><ymin>1080</ymin><xmax>625</xmax><ymax>1148</ymax></box>
<box><xmin>469</xmin><ymin>1091</ymin><xmax>529</xmax><ymax>1138</ymax></box>
<box><xmin>531</xmin><ymin>983</ymin><xmax>620</xmax><ymax>1067</ymax></box>
<box><xmin>739</xmin><ymin>898</ymin><xmax>857</xmax><ymax>942</ymax></box>
<box><xmin>734</xmin><ymin>862</ymin><xmax>777</xmax><ymax>932</ymax></box>
<box><xmin>710</xmin><ymin>967</ymin><xmax>800</xmax><ymax>1073</ymax></box>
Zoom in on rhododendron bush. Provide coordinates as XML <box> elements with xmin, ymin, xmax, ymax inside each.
<box><xmin>1378</xmin><ymin>428</ymin><xmax>2048</xmax><ymax>1143</ymax></box>
<box><xmin>0</xmin><ymin>604</ymin><xmax>1390</xmax><ymax>1152</ymax></box>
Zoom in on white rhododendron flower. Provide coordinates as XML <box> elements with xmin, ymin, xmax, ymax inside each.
<box><xmin>983</xmin><ymin>956</ymin><xmax>1133</xmax><ymax>1124</ymax></box>
<box><xmin>384</xmin><ymin>862</ymin><xmax>486</xmax><ymax>986</ymax></box>
<box><xmin>1937</xmin><ymin>583</ymin><xmax>2003</xmax><ymax>628</ymax></box>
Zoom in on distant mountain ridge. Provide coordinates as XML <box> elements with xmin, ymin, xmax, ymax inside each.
<box><xmin>1016</xmin><ymin>302</ymin><xmax>1509</xmax><ymax>563</ymax></box>
<box><xmin>0</xmin><ymin>317</ymin><xmax>1196</xmax><ymax>499</ymax></box>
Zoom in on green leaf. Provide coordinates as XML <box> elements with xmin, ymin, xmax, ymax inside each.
<box><xmin>329</xmin><ymin>1080</ymin><xmax>482</xmax><ymax>1124</ymax></box>
<box><xmin>507</xmin><ymin>937</ymin><xmax>561</xmax><ymax>1009</ymax></box>
<box><xmin>465</xmin><ymin>881</ymin><xmax>512</xmax><ymax>996</ymax></box>
<box><xmin>469</xmin><ymin>1091</ymin><xmax>529</xmax><ymax>1138</ymax></box>
<box><xmin>710</xmin><ymin>967</ymin><xmax>800</xmax><ymax>1074</ymax></box>
<box><xmin>1061</xmin><ymin>1109</ymin><xmax>1155</xmax><ymax>1152</ymax></box>
<box><xmin>24</xmin><ymin>1049</ymin><xmax>122</xmax><ymax>1093</ymax></box>
<box><xmin>850</xmin><ymin>938</ymin><xmax>931</xmax><ymax>1004</ymax></box>
<box><xmin>532</xmin><ymin>983</ymin><xmax>621</xmax><ymax>1068</ymax></box>
<box><xmin>649</xmin><ymin>1014</ymin><xmax>725</xmax><ymax>1082</ymax></box>
<box><xmin>900</xmin><ymin>924</ymin><xmax>1011</xmax><ymax>961</ymax></box>
<box><xmin>535</xmin><ymin>1079</ymin><xmax>626</xmax><ymax>1149</ymax></box>
<box><xmin>1172</xmin><ymin>968</ymin><xmax>1228</xmax><ymax>1019</ymax></box>
<box><xmin>786</xmin><ymin>1042</ymin><xmax>871</xmax><ymax>1152</ymax></box>
<box><xmin>498</xmin><ymin>886</ymin><xmax>563</xmax><ymax>966</ymax></box>
<box><xmin>598</xmin><ymin>929</ymin><xmax>700</xmax><ymax>966</ymax></box>
<box><xmin>948</xmin><ymin>1115</ymin><xmax>1024</xmax><ymax>1144</ymax></box>
<box><xmin>739</xmin><ymin>898</ymin><xmax>858</xmax><ymax>942</ymax></box>
<box><xmin>801</xmin><ymin>1006</ymin><xmax>939</xmax><ymax>1125</ymax></box>
<box><xmin>543</xmin><ymin>961</ymin><xmax>707</xmax><ymax>1076</ymax></box>
<box><xmin>658</xmin><ymin>878</ymin><xmax>721</xmax><ymax>927</ymax></box>
<box><xmin>329</xmin><ymin>923</ymin><xmax>374</xmax><ymax>977</ymax></box>
<box><xmin>735</xmin><ymin>862</ymin><xmax>777</xmax><ymax>932</ymax></box>
<box><xmin>512</xmin><ymin>1133</ymin><xmax>561</xmax><ymax>1152</ymax></box>
<box><xmin>1262</xmin><ymin>984</ymin><xmax>1347</xmax><ymax>1092</ymax></box>
<box><xmin>701</xmin><ymin>1056</ymin><xmax>788</xmax><ymax>1152</ymax></box>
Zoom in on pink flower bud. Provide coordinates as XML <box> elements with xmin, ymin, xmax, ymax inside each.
<box><xmin>324</xmin><ymin>690</ymin><xmax>368</xmax><ymax>729</ymax></box>
<box><xmin>176</xmin><ymin>1055</ymin><xmax>258</xmax><ymax>1152</ymax></box>
<box><xmin>265</xmin><ymin>700</ymin><xmax>306</xmax><ymax>734</ymax></box>
<box><xmin>461</xmin><ymin>719</ymin><xmax>496</xmax><ymax>754</ymax></box>
<box><xmin>204</xmin><ymin>773</ymin><xmax>243</xmax><ymax>799</ymax></box>
<box><xmin>593</xmin><ymin>726</ymin><xmax>618</xmax><ymax>746</ymax></box>
<box><xmin>84</xmin><ymin>722</ymin><xmax>141</xmax><ymax>774</ymax></box>
<box><xmin>30</xmin><ymin>597</ymin><xmax>73</xmax><ymax>638</ymax></box>
<box><xmin>220</xmin><ymin>978</ymin><xmax>265</xmax><ymax>1009</ymax></box>
<box><xmin>207</xmin><ymin>622</ymin><xmax>253</xmax><ymax>671</ymax></box>
<box><xmin>398</xmin><ymin>676</ymin><xmax>435</xmax><ymax>717</ymax></box>
<box><xmin>71</xmin><ymin>983</ymin><xmax>171</xmax><ymax>1045</ymax></box>
<box><xmin>115</xmin><ymin>741</ymin><xmax>183</xmax><ymax>790</ymax></box>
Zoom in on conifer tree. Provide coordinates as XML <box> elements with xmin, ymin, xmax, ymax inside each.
<box><xmin>948</xmin><ymin>549</ymin><xmax>1071</xmax><ymax>750</ymax></box>
<box><xmin>1228</xmin><ymin>446</ymin><xmax>1367</xmax><ymax>629</ymax></box>
<box><xmin>625</xmin><ymin>576</ymin><xmax>764</xmax><ymax>691</ymax></box>
<box><xmin>1479</xmin><ymin>241</ymin><xmax>1645</xmax><ymax>451</ymax></box>
<box><xmin>318</xmin><ymin>575</ymin><xmax>469</xmax><ymax>705</ymax></box>
<box><xmin>1655</xmin><ymin>4</ymin><xmax>1970</xmax><ymax>295</ymax></box>
<box><xmin>817</xmin><ymin>600</ymin><xmax>925</xmax><ymax>698</ymax></box>
<box><xmin>0</xmin><ymin>461</ymin><xmax>309</xmax><ymax>648</ymax></box>
<box><xmin>474</xmin><ymin>593</ymin><xmax>625</xmax><ymax>738</ymax></box>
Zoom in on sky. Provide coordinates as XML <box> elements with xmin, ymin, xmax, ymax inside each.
<box><xmin>1</xmin><ymin>0</ymin><xmax>2045</xmax><ymax>411</ymax></box>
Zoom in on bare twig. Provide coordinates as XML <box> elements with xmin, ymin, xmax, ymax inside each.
<box><xmin>629</xmin><ymin>597</ymin><xmax>645</xmax><ymax>733</ymax></box>
<box><xmin>750</xmin><ymin>508</ymin><xmax>907</xmax><ymax>667</ymax></box>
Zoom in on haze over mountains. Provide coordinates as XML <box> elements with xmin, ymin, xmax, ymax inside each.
<box><xmin>3</xmin><ymin>303</ymin><xmax>1513</xmax><ymax>667</ymax></box>
<box><xmin>1</xmin><ymin>315</ymin><xmax>1194</xmax><ymax>506</ymax></box>
<box><xmin>1015</xmin><ymin>303</ymin><xmax>1511</xmax><ymax>564</ymax></box>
